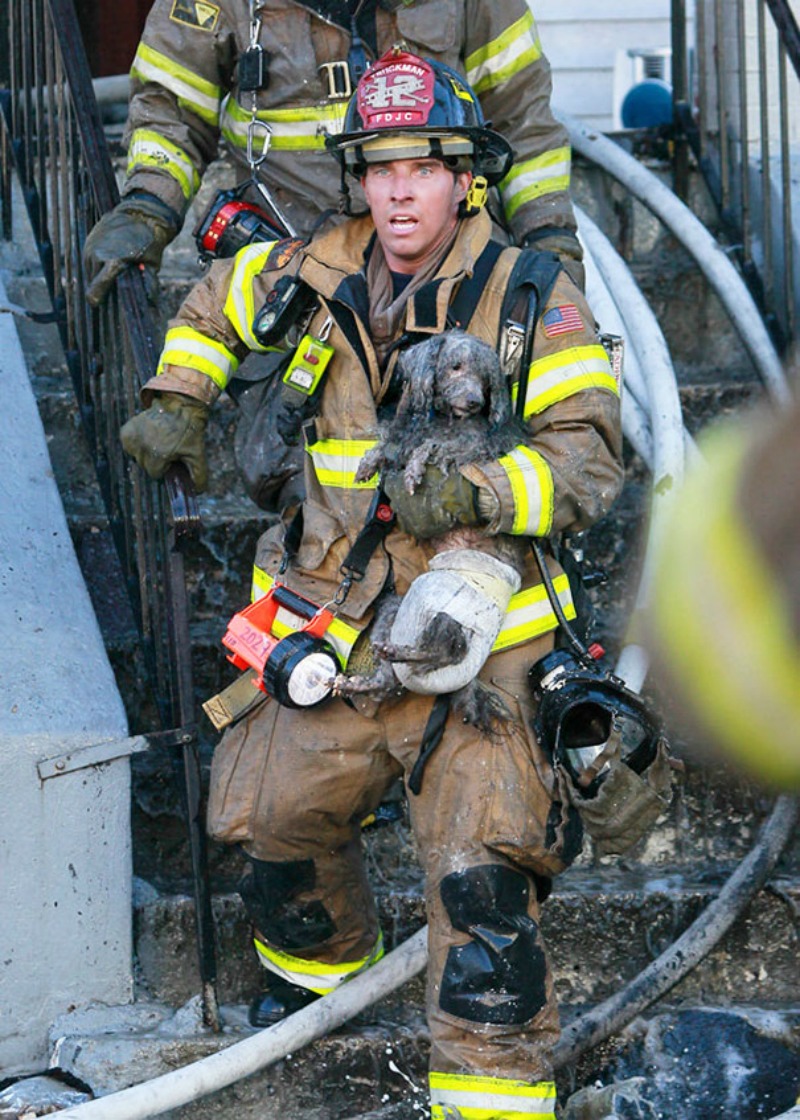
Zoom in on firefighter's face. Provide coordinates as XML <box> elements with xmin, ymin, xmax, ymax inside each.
<box><xmin>362</xmin><ymin>158</ymin><xmax>471</xmax><ymax>274</ymax></box>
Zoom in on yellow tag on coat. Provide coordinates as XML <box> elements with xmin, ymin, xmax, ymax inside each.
<box><xmin>282</xmin><ymin>335</ymin><xmax>335</xmax><ymax>396</ymax></box>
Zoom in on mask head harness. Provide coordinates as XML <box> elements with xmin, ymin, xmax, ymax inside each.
<box><xmin>325</xmin><ymin>47</ymin><xmax>514</xmax><ymax>216</ymax></box>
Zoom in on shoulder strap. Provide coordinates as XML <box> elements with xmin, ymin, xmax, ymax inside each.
<box><xmin>499</xmin><ymin>247</ymin><xmax>563</xmax><ymax>334</ymax></box>
<box><xmin>447</xmin><ymin>239</ymin><xmax>504</xmax><ymax>330</ymax></box>
<box><xmin>498</xmin><ymin>248</ymin><xmax>564</xmax><ymax>421</ymax></box>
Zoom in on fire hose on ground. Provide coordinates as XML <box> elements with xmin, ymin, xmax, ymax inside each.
<box><xmin>49</xmin><ymin>795</ymin><xmax>800</xmax><ymax>1120</ymax></box>
<box><xmin>54</xmin><ymin>130</ymin><xmax>795</xmax><ymax>1120</ymax></box>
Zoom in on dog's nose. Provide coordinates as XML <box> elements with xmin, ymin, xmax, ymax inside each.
<box><xmin>450</xmin><ymin>390</ymin><xmax>484</xmax><ymax>416</ymax></box>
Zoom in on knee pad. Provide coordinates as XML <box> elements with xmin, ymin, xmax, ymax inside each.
<box><xmin>238</xmin><ymin>856</ymin><xmax>335</xmax><ymax>949</ymax></box>
<box><xmin>439</xmin><ymin>864</ymin><xmax>548</xmax><ymax>1025</ymax></box>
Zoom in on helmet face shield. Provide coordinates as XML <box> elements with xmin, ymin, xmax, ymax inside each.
<box><xmin>326</xmin><ymin>48</ymin><xmax>513</xmax><ymax>188</ymax></box>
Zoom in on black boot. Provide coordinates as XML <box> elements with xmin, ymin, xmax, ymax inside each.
<box><xmin>248</xmin><ymin>973</ymin><xmax>320</xmax><ymax>1028</ymax></box>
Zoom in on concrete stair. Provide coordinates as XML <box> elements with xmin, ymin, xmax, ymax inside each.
<box><xmin>4</xmin><ymin>145</ymin><xmax>800</xmax><ymax>1118</ymax></box>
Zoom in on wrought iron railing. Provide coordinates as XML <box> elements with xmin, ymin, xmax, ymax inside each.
<box><xmin>0</xmin><ymin>0</ymin><xmax>219</xmax><ymax>1026</ymax></box>
<box><xmin>672</xmin><ymin>0</ymin><xmax>800</xmax><ymax>349</ymax></box>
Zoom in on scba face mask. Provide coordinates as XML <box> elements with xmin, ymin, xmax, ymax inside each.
<box><xmin>529</xmin><ymin>648</ymin><xmax>665</xmax><ymax>795</ymax></box>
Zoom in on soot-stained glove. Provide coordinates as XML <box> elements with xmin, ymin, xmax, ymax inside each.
<box><xmin>83</xmin><ymin>191</ymin><xmax>180</xmax><ymax>307</ymax></box>
<box><xmin>383</xmin><ymin>465</ymin><xmax>489</xmax><ymax>539</ymax></box>
<box><xmin>120</xmin><ymin>392</ymin><xmax>210</xmax><ymax>492</ymax></box>
<box><xmin>522</xmin><ymin>226</ymin><xmax>586</xmax><ymax>291</ymax></box>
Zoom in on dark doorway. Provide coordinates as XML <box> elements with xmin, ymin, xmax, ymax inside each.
<box><xmin>74</xmin><ymin>0</ymin><xmax>152</xmax><ymax>77</ymax></box>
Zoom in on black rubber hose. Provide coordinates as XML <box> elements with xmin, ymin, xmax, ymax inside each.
<box><xmin>553</xmin><ymin>793</ymin><xmax>799</xmax><ymax>1068</ymax></box>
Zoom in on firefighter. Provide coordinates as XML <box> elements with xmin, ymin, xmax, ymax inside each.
<box><xmin>121</xmin><ymin>50</ymin><xmax>622</xmax><ymax>1118</ymax></box>
<box><xmin>643</xmin><ymin>391</ymin><xmax>800</xmax><ymax>790</ymax></box>
<box><xmin>82</xmin><ymin>0</ymin><xmax>583</xmax><ymax>304</ymax></box>
<box><xmin>85</xmin><ymin>0</ymin><xmax>584</xmax><ymax>514</ymax></box>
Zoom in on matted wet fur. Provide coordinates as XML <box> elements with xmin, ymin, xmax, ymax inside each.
<box><xmin>355</xmin><ymin>329</ymin><xmax>530</xmax><ymax>497</ymax></box>
<box><xmin>336</xmin><ymin>330</ymin><xmax>532</xmax><ymax>733</ymax></box>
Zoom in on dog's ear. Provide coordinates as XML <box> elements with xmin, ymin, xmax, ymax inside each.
<box><xmin>485</xmin><ymin>348</ymin><xmax>514</xmax><ymax>428</ymax></box>
<box><xmin>396</xmin><ymin>336</ymin><xmax>443</xmax><ymax>417</ymax></box>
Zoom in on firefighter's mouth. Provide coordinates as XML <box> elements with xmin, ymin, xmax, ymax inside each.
<box><xmin>389</xmin><ymin>215</ymin><xmax>418</xmax><ymax>231</ymax></box>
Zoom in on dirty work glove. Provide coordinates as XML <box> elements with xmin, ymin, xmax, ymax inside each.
<box><xmin>522</xmin><ymin>226</ymin><xmax>585</xmax><ymax>291</ymax></box>
<box><xmin>383</xmin><ymin>466</ymin><xmax>485</xmax><ymax>539</ymax></box>
<box><xmin>120</xmin><ymin>392</ymin><xmax>209</xmax><ymax>492</ymax></box>
<box><xmin>83</xmin><ymin>191</ymin><xmax>180</xmax><ymax>307</ymax></box>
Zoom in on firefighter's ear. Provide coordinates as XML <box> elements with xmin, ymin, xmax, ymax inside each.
<box><xmin>454</xmin><ymin>170</ymin><xmax>472</xmax><ymax>205</ymax></box>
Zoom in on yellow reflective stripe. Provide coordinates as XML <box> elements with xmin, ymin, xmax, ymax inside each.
<box><xmin>222</xmin><ymin>241</ymin><xmax>281</xmax><ymax>350</ymax></box>
<box><xmin>502</xmin><ymin>147</ymin><xmax>572</xmax><ymax>215</ymax></box>
<box><xmin>465</xmin><ymin>11</ymin><xmax>543</xmax><ymax>95</ymax></box>
<box><xmin>430</xmin><ymin>1072</ymin><xmax>557</xmax><ymax>1119</ymax></box>
<box><xmin>307</xmin><ymin>438</ymin><xmax>379</xmax><ymax>489</ymax></box>
<box><xmin>131</xmin><ymin>43</ymin><xmax>221</xmax><ymax>125</ymax></box>
<box><xmin>251</xmin><ymin>566</ymin><xmax>360</xmax><ymax>665</ymax></box>
<box><xmin>129</xmin><ymin>42</ymin><xmax>219</xmax><ymax>124</ymax></box>
<box><xmin>496</xmin><ymin>444</ymin><xmax>554</xmax><ymax>536</ymax></box>
<box><xmin>650</xmin><ymin>430</ymin><xmax>800</xmax><ymax>787</ymax></box>
<box><xmin>253</xmin><ymin>933</ymin><xmax>384</xmax><ymax>995</ymax></box>
<box><xmin>493</xmin><ymin>574</ymin><xmax>575</xmax><ymax>650</ymax></box>
<box><xmin>516</xmin><ymin>344</ymin><xmax>619</xmax><ymax>418</ymax></box>
<box><xmin>220</xmin><ymin>96</ymin><xmax>341</xmax><ymax>151</ymax></box>
<box><xmin>127</xmin><ymin>129</ymin><xmax>201</xmax><ymax>200</ymax></box>
<box><xmin>157</xmin><ymin>326</ymin><xmax>239</xmax><ymax>389</ymax></box>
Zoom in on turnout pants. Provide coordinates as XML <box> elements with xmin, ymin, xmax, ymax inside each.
<box><xmin>208</xmin><ymin>634</ymin><xmax>581</xmax><ymax>1119</ymax></box>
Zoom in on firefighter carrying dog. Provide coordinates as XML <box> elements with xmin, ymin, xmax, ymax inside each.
<box><xmin>120</xmin><ymin>48</ymin><xmax>673</xmax><ymax>1120</ymax></box>
<box><xmin>84</xmin><ymin>0</ymin><xmax>586</xmax><ymax>514</ymax></box>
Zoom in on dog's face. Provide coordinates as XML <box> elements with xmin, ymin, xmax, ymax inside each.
<box><xmin>432</xmin><ymin>335</ymin><xmax>493</xmax><ymax>418</ymax></box>
<box><xmin>398</xmin><ymin>329</ymin><xmax>512</xmax><ymax>427</ymax></box>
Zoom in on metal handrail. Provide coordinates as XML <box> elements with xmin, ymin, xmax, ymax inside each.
<box><xmin>672</xmin><ymin>0</ymin><xmax>800</xmax><ymax>349</ymax></box>
<box><xmin>0</xmin><ymin>0</ymin><xmax>218</xmax><ymax>1027</ymax></box>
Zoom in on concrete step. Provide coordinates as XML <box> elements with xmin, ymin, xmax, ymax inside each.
<box><xmin>45</xmin><ymin>997</ymin><xmax>800</xmax><ymax>1120</ymax></box>
<box><xmin>49</xmin><ymin>1000</ymin><xmax>431</xmax><ymax>1120</ymax></box>
<box><xmin>132</xmin><ymin>869</ymin><xmax>800</xmax><ymax>1010</ymax></box>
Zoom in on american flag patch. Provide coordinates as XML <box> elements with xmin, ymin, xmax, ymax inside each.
<box><xmin>542</xmin><ymin>304</ymin><xmax>584</xmax><ymax>338</ymax></box>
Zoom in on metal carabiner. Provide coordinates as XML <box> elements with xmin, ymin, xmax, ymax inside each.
<box><xmin>248</xmin><ymin>0</ymin><xmax>263</xmax><ymax>49</ymax></box>
<box><xmin>247</xmin><ymin>117</ymin><xmax>273</xmax><ymax>171</ymax></box>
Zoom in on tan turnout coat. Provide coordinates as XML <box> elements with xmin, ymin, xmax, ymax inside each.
<box><xmin>123</xmin><ymin>0</ymin><xmax>576</xmax><ymax>241</ymax></box>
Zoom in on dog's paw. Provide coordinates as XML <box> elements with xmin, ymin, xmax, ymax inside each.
<box><xmin>355</xmin><ymin>450</ymin><xmax>382</xmax><ymax>483</ymax></box>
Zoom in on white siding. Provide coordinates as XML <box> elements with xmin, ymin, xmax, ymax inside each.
<box><xmin>535</xmin><ymin>2</ymin><xmax>681</xmax><ymax>130</ymax></box>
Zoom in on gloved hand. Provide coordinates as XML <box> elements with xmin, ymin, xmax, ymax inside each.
<box><xmin>83</xmin><ymin>192</ymin><xmax>180</xmax><ymax>307</ymax></box>
<box><xmin>120</xmin><ymin>392</ymin><xmax>210</xmax><ymax>492</ymax></box>
<box><xmin>383</xmin><ymin>466</ymin><xmax>484</xmax><ymax>539</ymax></box>
<box><xmin>522</xmin><ymin>226</ymin><xmax>585</xmax><ymax>291</ymax></box>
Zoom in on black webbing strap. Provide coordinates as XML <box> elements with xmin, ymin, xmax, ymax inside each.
<box><xmin>279</xmin><ymin>485</ymin><xmax>396</xmax><ymax>598</ymax></box>
<box><xmin>408</xmin><ymin>693</ymin><xmax>451</xmax><ymax>795</ymax></box>
<box><xmin>447</xmin><ymin>239</ymin><xmax>504</xmax><ymax>330</ymax></box>
<box><xmin>339</xmin><ymin>486</ymin><xmax>396</xmax><ymax>587</ymax></box>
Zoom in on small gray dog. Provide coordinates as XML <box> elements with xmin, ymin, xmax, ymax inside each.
<box><xmin>355</xmin><ymin>328</ymin><xmax>529</xmax><ymax>496</ymax></box>
<box><xmin>335</xmin><ymin>330</ymin><xmax>531</xmax><ymax>731</ymax></box>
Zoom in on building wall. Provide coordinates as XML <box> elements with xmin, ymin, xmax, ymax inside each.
<box><xmin>0</xmin><ymin>267</ymin><xmax>134</xmax><ymax>1075</ymax></box>
<box><xmin>537</xmin><ymin>0</ymin><xmax>680</xmax><ymax>130</ymax></box>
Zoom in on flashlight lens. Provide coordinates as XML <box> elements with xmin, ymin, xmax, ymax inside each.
<box><xmin>287</xmin><ymin>650</ymin><xmax>338</xmax><ymax>707</ymax></box>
